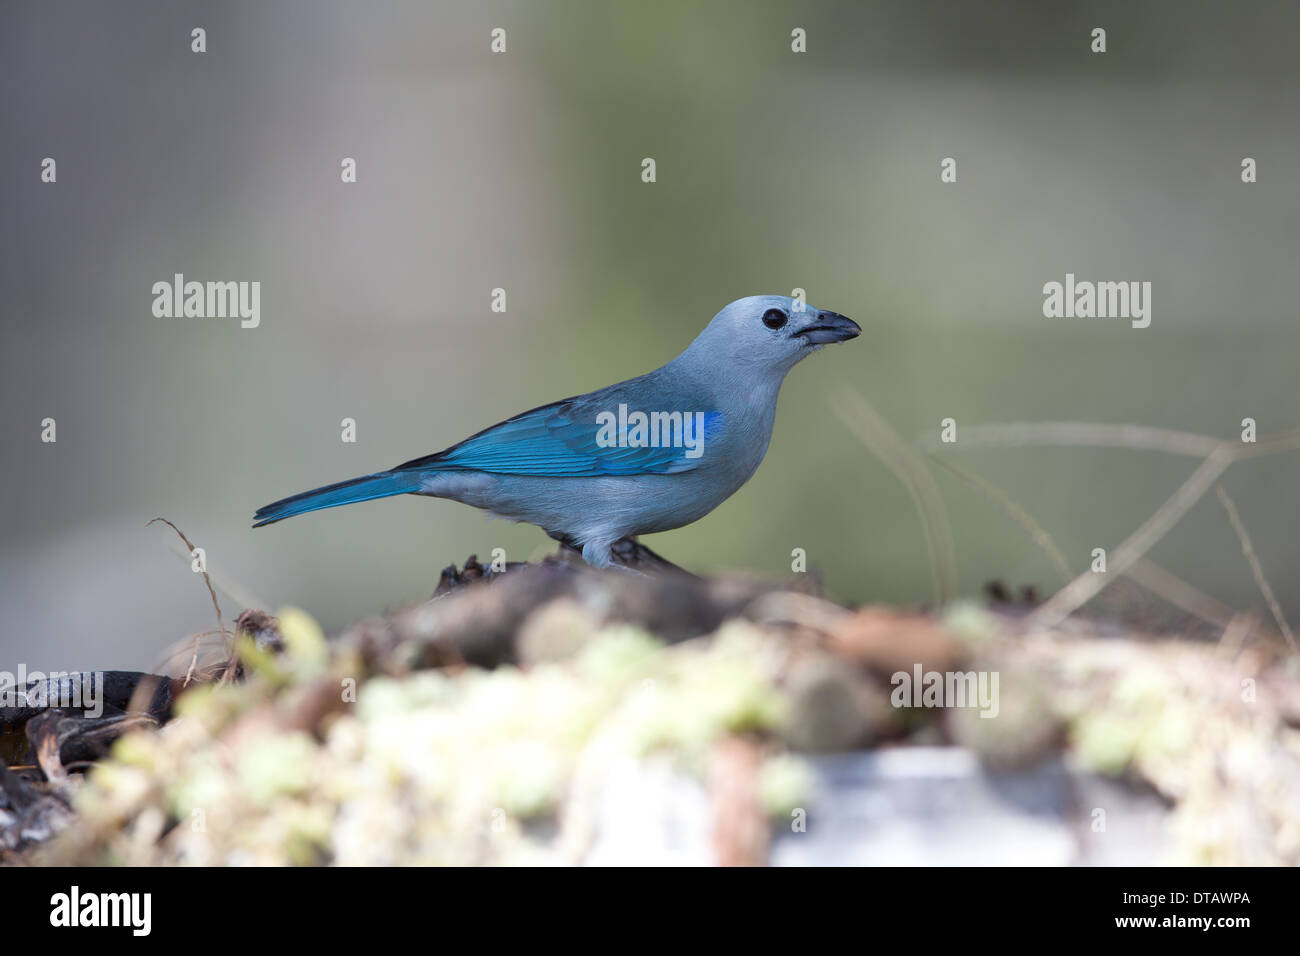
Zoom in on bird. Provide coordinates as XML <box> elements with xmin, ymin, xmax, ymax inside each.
<box><xmin>253</xmin><ymin>295</ymin><xmax>860</xmax><ymax>569</ymax></box>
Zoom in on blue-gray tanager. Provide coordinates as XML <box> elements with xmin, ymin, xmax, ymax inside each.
<box><xmin>254</xmin><ymin>295</ymin><xmax>859</xmax><ymax>567</ymax></box>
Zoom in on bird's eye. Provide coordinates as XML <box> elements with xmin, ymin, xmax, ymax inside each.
<box><xmin>761</xmin><ymin>309</ymin><xmax>788</xmax><ymax>330</ymax></box>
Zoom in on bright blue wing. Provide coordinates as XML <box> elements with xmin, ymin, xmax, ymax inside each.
<box><xmin>394</xmin><ymin>386</ymin><xmax>725</xmax><ymax>478</ymax></box>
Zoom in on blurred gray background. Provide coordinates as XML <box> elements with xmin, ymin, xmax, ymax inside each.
<box><xmin>3</xmin><ymin>0</ymin><xmax>1297</xmax><ymax>671</ymax></box>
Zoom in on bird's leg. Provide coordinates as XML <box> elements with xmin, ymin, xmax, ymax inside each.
<box><xmin>566</xmin><ymin>537</ymin><xmax>648</xmax><ymax>575</ymax></box>
<box><xmin>580</xmin><ymin>539</ymin><xmax>621</xmax><ymax>569</ymax></box>
<box><xmin>550</xmin><ymin>533</ymin><xmax>588</xmax><ymax>568</ymax></box>
<box><xmin>555</xmin><ymin>534</ymin><xmax>692</xmax><ymax>576</ymax></box>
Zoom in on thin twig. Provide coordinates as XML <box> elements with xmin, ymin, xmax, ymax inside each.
<box><xmin>151</xmin><ymin>630</ymin><xmax>228</xmax><ymax>677</ymax></box>
<box><xmin>1215</xmin><ymin>484</ymin><xmax>1296</xmax><ymax>651</ymax></box>
<box><xmin>1026</xmin><ymin>445</ymin><xmax>1236</xmax><ymax>630</ymax></box>
<box><xmin>921</xmin><ymin>422</ymin><xmax>1300</xmax><ymax>461</ymax></box>
<box><xmin>1217</xmin><ymin>612</ymin><xmax>1256</xmax><ymax>655</ymax></box>
<box><xmin>924</xmin><ymin>422</ymin><xmax>1300</xmax><ymax>631</ymax></box>
<box><xmin>147</xmin><ymin>517</ymin><xmax>234</xmax><ymax>683</ymax></box>
<box><xmin>927</xmin><ymin>453</ymin><xmax>1073</xmax><ymax>584</ymax></box>
<box><xmin>1126</xmin><ymin>557</ymin><xmax>1237</xmax><ymax>629</ymax></box>
<box><xmin>930</xmin><ymin>452</ymin><xmax>1239</xmax><ymax>627</ymax></box>
<box><xmin>156</xmin><ymin>538</ymin><xmax>265</xmax><ymax>618</ymax></box>
<box><xmin>918</xmin><ymin>422</ymin><xmax>1223</xmax><ymax>457</ymax></box>
<box><xmin>832</xmin><ymin>387</ymin><xmax>958</xmax><ymax>605</ymax></box>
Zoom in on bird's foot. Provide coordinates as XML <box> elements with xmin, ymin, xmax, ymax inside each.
<box><xmin>608</xmin><ymin>537</ymin><xmax>697</xmax><ymax>576</ymax></box>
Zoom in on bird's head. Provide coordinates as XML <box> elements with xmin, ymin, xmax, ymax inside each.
<box><xmin>685</xmin><ymin>295</ymin><xmax>860</xmax><ymax>377</ymax></box>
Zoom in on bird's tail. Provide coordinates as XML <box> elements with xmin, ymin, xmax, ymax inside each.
<box><xmin>253</xmin><ymin>471</ymin><xmax>417</xmax><ymax>527</ymax></box>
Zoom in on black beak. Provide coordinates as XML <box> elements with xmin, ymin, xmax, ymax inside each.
<box><xmin>798</xmin><ymin>310</ymin><xmax>861</xmax><ymax>345</ymax></box>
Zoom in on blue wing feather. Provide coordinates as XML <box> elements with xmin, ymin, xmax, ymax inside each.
<box><xmin>254</xmin><ymin>381</ymin><xmax>726</xmax><ymax>527</ymax></box>
<box><xmin>394</xmin><ymin>392</ymin><xmax>724</xmax><ymax>478</ymax></box>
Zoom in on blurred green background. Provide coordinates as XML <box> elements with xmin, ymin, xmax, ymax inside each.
<box><xmin>3</xmin><ymin>0</ymin><xmax>1298</xmax><ymax>670</ymax></box>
